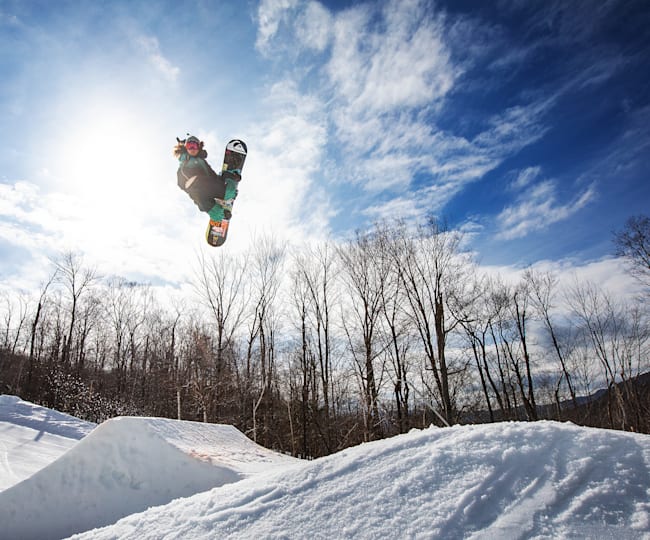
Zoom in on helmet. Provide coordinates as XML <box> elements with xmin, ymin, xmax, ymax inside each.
<box><xmin>186</xmin><ymin>135</ymin><xmax>200</xmax><ymax>144</ymax></box>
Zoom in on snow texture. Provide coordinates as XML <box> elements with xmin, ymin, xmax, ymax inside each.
<box><xmin>0</xmin><ymin>396</ymin><xmax>296</xmax><ymax>540</ymax></box>
<box><xmin>0</xmin><ymin>395</ymin><xmax>95</xmax><ymax>492</ymax></box>
<box><xmin>0</xmin><ymin>395</ymin><xmax>649</xmax><ymax>540</ymax></box>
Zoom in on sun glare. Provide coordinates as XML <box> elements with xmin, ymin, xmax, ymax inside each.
<box><xmin>49</xmin><ymin>97</ymin><xmax>162</xmax><ymax>225</ymax></box>
<box><xmin>34</xmin><ymin>90</ymin><xmax>180</xmax><ymax>258</ymax></box>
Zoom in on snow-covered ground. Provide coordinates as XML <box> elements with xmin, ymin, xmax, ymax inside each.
<box><xmin>0</xmin><ymin>395</ymin><xmax>95</xmax><ymax>492</ymax></box>
<box><xmin>0</xmin><ymin>396</ymin><xmax>297</xmax><ymax>540</ymax></box>
<box><xmin>1</xmin><ymin>395</ymin><xmax>649</xmax><ymax>540</ymax></box>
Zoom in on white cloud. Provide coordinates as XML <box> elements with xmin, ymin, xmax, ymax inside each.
<box><xmin>327</xmin><ymin>1</ymin><xmax>457</xmax><ymax>118</ymax></box>
<box><xmin>496</xmin><ymin>178</ymin><xmax>597</xmax><ymax>240</ymax></box>
<box><xmin>296</xmin><ymin>1</ymin><xmax>332</xmax><ymax>52</ymax></box>
<box><xmin>321</xmin><ymin>2</ymin><xmax>567</xmax><ymax>213</ymax></box>
<box><xmin>0</xmin><ymin>12</ymin><xmax>20</xmax><ymax>26</ymax></box>
<box><xmin>226</xmin><ymin>80</ymin><xmax>332</xmax><ymax>249</ymax></box>
<box><xmin>0</xmin><ymin>89</ymin><xmax>203</xmax><ymax>287</ymax></box>
<box><xmin>333</xmin><ymin>8</ymin><xmax>454</xmax><ymax>114</ymax></box>
<box><xmin>0</xmin><ymin>174</ymin><xmax>195</xmax><ymax>286</ymax></box>
<box><xmin>255</xmin><ymin>0</ymin><xmax>300</xmax><ymax>53</ymax></box>
<box><xmin>252</xmin><ymin>0</ymin><xmax>565</xmax><ymax>210</ymax></box>
<box><xmin>361</xmin><ymin>173</ymin><xmax>471</xmax><ymax>227</ymax></box>
<box><xmin>481</xmin><ymin>256</ymin><xmax>643</xmax><ymax>308</ymax></box>
<box><xmin>362</xmin><ymin>195</ymin><xmax>422</xmax><ymax>223</ymax></box>
<box><xmin>510</xmin><ymin>167</ymin><xmax>542</xmax><ymax>190</ymax></box>
<box><xmin>0</xmin><ymin>181</ymin><xmax>39</xmax><ymax>219</ymax></box>
<box><xmin>136</xmin><ymin>35</ymin><xmax>180</xmax><ymax>82</ymax></box>
<box><xmin>473</xmin><ymin>97</ymin><xmax>553</xmax><ymax>154</ymax></box>
<box><xmin>250</xmin><ymin>0</ymin><xmax>575</xmax><ymax>233</ymax></box>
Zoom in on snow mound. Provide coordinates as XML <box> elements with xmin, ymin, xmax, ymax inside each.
<box><xmin>0</xmin><ymin>414</ymin><xmax>297</xmax><ymax>540</ymax></box>
<box><xmin>74</xmin><ymin>421</ymin><xmax>650</xmax><ymax>540</ymax></box>
<box><xmin>0</xmin><ymin>395</ymin><xmax>95</xmax><ymax>492</ymax></box>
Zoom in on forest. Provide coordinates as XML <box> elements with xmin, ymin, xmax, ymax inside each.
<box><xmin>1</xmin><ymin>216</ymin><xmax>649</xmax><ymax>457</ymax></box>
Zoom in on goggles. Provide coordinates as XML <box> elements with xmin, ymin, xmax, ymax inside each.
<box><xmin>185</xmin><ymin>140</ymin><xmax>200</xmax><ymax>151</ymax></box>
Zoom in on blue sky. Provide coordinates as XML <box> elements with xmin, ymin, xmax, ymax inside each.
<box><xmin>1</xmin><ymin>0</ymin><xmax>649</xmax><ymax>291</ymax></box>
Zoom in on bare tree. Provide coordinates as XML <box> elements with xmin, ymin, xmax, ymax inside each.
<box><xmin>2</xmin><ymin>291</ymin><xmax>29</xmax><ymax>355</ymax></box>
<box><xmin>53</xmin><ymin>252</ymin><xmax>99</xmax><ymax>368</ymax></box>
<box><xmin>193</xmin><ymin>249</ymin><xmax>248</xmax><ymax>419</ymax></box>
<box><xmin>374</xmin><ymin>230</ymin><xmax>414</xmax><ymax>433</ymax></box>
<box><xmin>288</xmin><ymin>259</ymin><xmax>316</xmax><ymax>456</ymax></box>
<box><xmin>105</xmin><ymin>277</ymin><xmax>140</xmax><ymax>394</ymax></box>
<box><xmin>393</xmin><ymin>219</ymin><xmax>467</xmax><ymax>425</ymax></box>
<box><xmin>524</xmin><ymin>269</ymin><xmax>577</xmax><ymax>413</ymax></box>
<box><xmin>567</xmin><ymin>279</ymin><xmax>650</xmax><ymax>431</ymax></box>
<box><xmin>244</xmin><ymin>236</ymin><xmax>286</xmax><ymax>444</ymax></box>
<box><xmin>291</xmin><ymin>242</ymin><xmax>339</xmax><ymax>451</ymax></box>
<box><xmin>509</xmin><ymin>281</ymin><xmax>538</xmax><ymax>421</ymax></box>
<box><xmin>487</xmin><ymin>279</ymin><xmax>521</xmax><ymax>420</ymax></box>
<box><xmin>25</xmin><ymin>270</ymin><xmax>58</xmax><ymax>391</ymax></box>
<box><xmin>338</xmin><ymin>230</ymin><xmax>388</xmax><ymax>441</ymax></box>
<box><xmin>614</xmin><ymin>214</ymin><xmax>650</xmax><ymax>290</ymax></box>
<box><xmin>167</xmin><ymin>302</ymin><xmax>185</xmax><ymax>419</ymax></box>
<box><xmin>0</xmin><ymin>291</ymin><xmax>25</xmax><ymax>393</ymax></box>
<box><xmin>126</xmin><ymin>284</ymin><xmax>153</xmax><ymax>400</ymax></box>
<box><xmin>186</xmin><ymin>321</ymin><xmax>216</xmax><ymax>423</ymax></box>
<box><xmin>73</xmin><ymin>292</ymin><xmax>103</xmax><ymax>374</ymax></box>
<box><xmin>456</xmin><ymin>274</ymin><xmax>505</xmax><ymax>422</ymax></box>
<box><xmin>567</xmin><ymin>281</ymin><xmax>620</xmax><ymax>422</ymax></box>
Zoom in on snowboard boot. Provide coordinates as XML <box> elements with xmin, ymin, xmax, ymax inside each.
<box><xmin>214</xmin><ymin>198</ymin><xmax>234</xmax><ymax>219</ymax></box>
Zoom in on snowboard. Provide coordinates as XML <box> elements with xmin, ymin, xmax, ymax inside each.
<box><xmin>206</xmin><ymin>139</ymin><xmax>247</xmax><ymax>247</ymax></box>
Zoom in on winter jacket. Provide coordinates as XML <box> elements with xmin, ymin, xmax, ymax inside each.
<box><xmin>176</xmin><ymin>150</ymin><xmax>240</xmax><ymax>222</ymax></box>
<box><xmin>177</xmin><ymin>152</ymin><xmax>225</xmax><ymax>212</ymax></box>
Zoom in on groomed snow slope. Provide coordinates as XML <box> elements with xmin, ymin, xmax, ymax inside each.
<box><xmin>0</xmin><ymin>395</ymin><xmax>95</xmax><ymax>492</ymax></box>
<box><xmin>74</xmin><ymin>421</ymin><xmax>650</xmax><ymax>540</ymax></box>
<box><xmin>2</xmin><ymin>396</ymin><xmax>649</xmax><ymax>539</ymax></box>
<box><xmin>0</xmin><ymin>408</ymin><xmax>297</xmax><ymax>540</ymax></box>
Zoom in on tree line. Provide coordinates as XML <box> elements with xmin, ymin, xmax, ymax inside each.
<box><xmin>1</xmin><ymin>216</ymin><xmax>649</xmax><ymax>457</ymax></box>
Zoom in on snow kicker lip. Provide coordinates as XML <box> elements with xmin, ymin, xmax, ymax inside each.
<box><xmin>0</xmin><ymin>416</ymin><xmax>296</xmax><ymax>540</ymax></box>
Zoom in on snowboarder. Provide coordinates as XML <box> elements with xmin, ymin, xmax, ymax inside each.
<box><xmin>174</xmin><ymin>135</ymin><xmax>241</xmax><ymax>244</ymax></box>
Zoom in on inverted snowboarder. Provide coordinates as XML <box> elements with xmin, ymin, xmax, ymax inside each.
<box><xmin>174</xmin><ymin>135</ymin><xmax>247</xmax><ymax>246</ymax></box>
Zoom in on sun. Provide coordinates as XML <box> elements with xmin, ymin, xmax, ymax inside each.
<box><xmin>34</xmin><ymin>90</ymin><xmax>179</xmax><ymax>256</ymax></box>
<box><xmin>61</xmin><ymin>108</ymin><xmax>148</xmax><ymax>192</ymax></box>
<box><xmin>47</xmin><ymin>95</ymin><xmax>165</xmax><ymax>223</ymax></box>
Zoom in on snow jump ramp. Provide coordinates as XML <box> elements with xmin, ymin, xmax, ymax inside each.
<box><xmin>0</xmin><ymin>416</ymin><xmax>295</xmax><ymax>540</ymax></box>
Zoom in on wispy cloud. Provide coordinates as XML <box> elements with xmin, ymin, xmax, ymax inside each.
<box><xmin>253</xmin><ymin>0</ymin><xmax>561</xmax><ymax>222</ymax></box>
<box><xmin>295</xmin><ymin>1</ymin><xmax>332</xmax><ymax>52</ymax></box>
<box><xmin>0</xmin><ymin>182</ymin><xmax>39</xmax><ymax>221</ymax></box>
<box><xmin>480</xmin><ymin>256</ymin><xmax>643</xmax><ymax>312</ymax></box>
<box><xmin>255</xmin><ymin>0</ymin><xmax>300</xmax><ymax>52</ymax></box>
<box><xmin>496</xmin><ymin>174</ymin><xmax>597</xmax><ymax>240</ymax></box>
<box><xmin>256</xmin><ymin>1</ymin><xmax>459</xmax><ymax>139</ymax></box>
<box><xmin>362</xmin><ymin>176</ymin><xmax>466</xmax><ymax>224</ymax></box>
<box><xmin>232</xmin><ymin>80</ymin><xmax>332</xmax><ymax>245</ymax></box>
<box><xmin>355</xmin><ymin>89</ymin><xmax>555</xmax><ymax>222</ymax></box>
<box><xmin>0</xmin><ymin>0</ymin><xmax>644</xmax><ymax>296</ymax></box>
<box><xmin>327</xmin><ymin>1</ymin><xmax>456</xmax><ymax>116</ymax></box>
<box><xmin>135</xmin><ymin>35</ymin><xmax>180</xmax><ymax>82</ymax></box>
<box><xmin>510</xmin><ymin>167</ymin><xmax>542</xmax><ymax>190</ymax></box>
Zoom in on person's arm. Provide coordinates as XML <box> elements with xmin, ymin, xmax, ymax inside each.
<box><xmin>173</xmin><ymin>142</ymin><xmax>186</xmax><ymax>159</ymax></box>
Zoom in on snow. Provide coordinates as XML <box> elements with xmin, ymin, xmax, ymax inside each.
<box><xmin>0</xmin><ymin>396</ymin><xmax>296</xmax><ymax>540</ymax></box>
<box><xmin>0</xmin><ymin>395</ymin><xmax>95</xmax><ymax>492</ymax></box>
<box><xmin>1</xmin><ymin>395</ymin><xmax>649</xmax><ymax>540</ymax></box>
